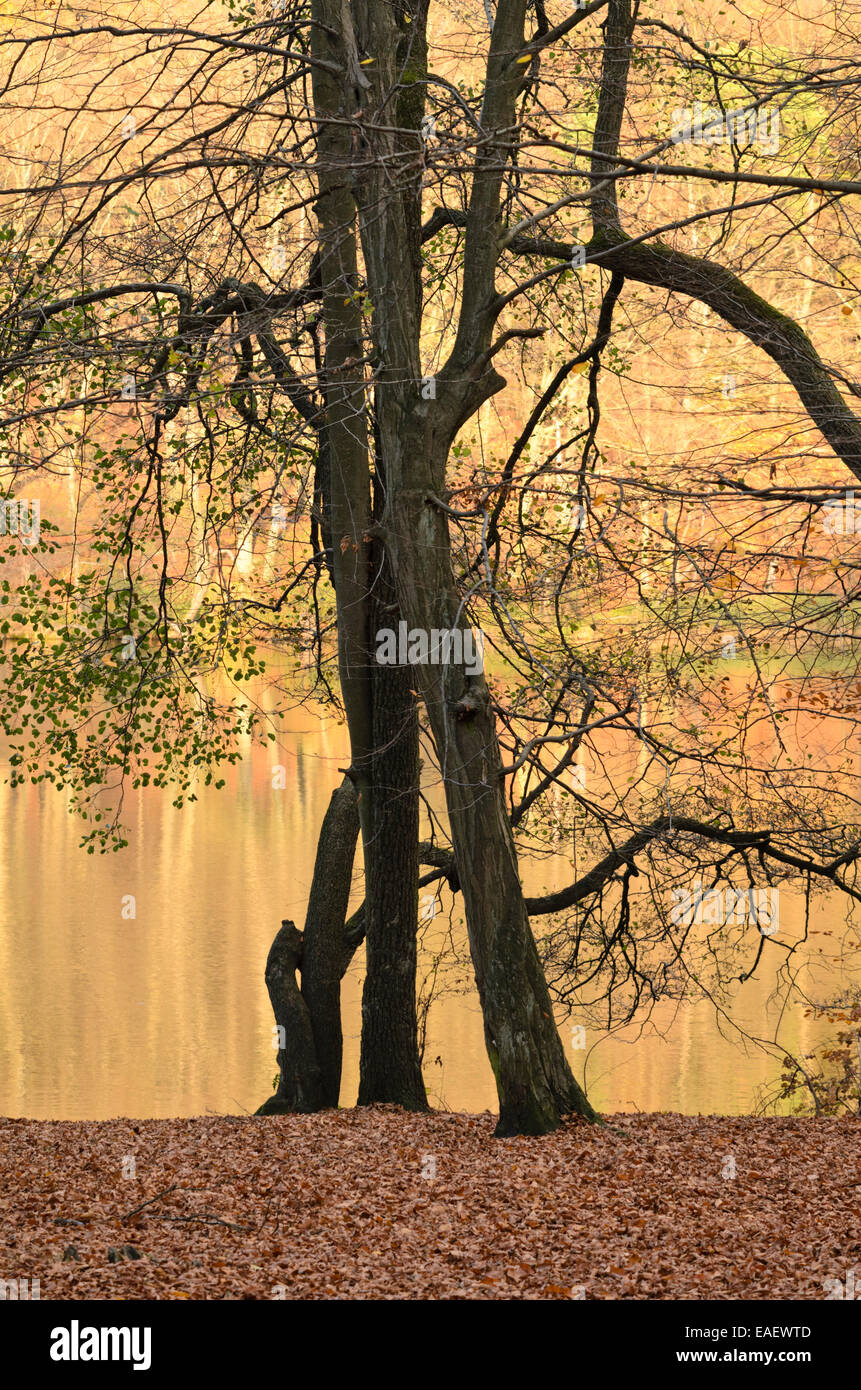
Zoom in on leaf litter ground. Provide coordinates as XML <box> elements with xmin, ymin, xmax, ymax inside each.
<box><xmin>1</xmin><ymin>1108</ymin><xmax>858</xmax><ymax>1299</ymax></box>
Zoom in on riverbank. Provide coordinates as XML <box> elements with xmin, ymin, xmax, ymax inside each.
<box><xmin>1</xmin><ymin>1108</ymin><xmax>857</xmax><ymax>1299</ymax></box>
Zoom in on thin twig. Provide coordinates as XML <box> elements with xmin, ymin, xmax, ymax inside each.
<box><xmin>121</xmin><ymin>1183</ymin><xmax>177</xmax><ymax>1221</ymax></box>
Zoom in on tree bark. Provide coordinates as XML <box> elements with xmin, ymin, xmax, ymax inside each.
<box><xmin>257</xmin><ymin>921</ymin><xmax>324</xmax><ymax>1115</ymax></box>
<box><xmin>358</xmin><ymin>536</ymin><xmax>427</xmax><ymax>1109</ymax></box>
<box><xmin>257</xmin><ymin>776</ymin><xmax>359</xmax><ymax>1114</ymax></box>
<box><xmin>301</xmin><ymin>775</ymin><xmax>360</xmax><ymax>1106</ymax></box>
<box><xmin>387</xmin><ymin>481</ymin><xmax>598</xmax><ymax>1135</ymax></box>
<box><xmin>347</xmin><ymin>0</ymin><xmax>599</xmax><ymax>1134</ymax></box>
<box><xmin>309</xmin><ymin>0</ymin><xmax>427</xmax><ymax>1110</ymax></box>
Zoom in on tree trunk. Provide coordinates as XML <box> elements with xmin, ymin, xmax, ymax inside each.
<box><xmin>257</xmin><ymin>776</ymin><xmax>359</xmax><ymax>1114</ymax></box>
<box><xmin>301</xmin><ymin>775</ymin><xmax>360</xmax><ymax>1106</ymax></box>
<box><xmin>257</xmin><ymin>921</ymin><xmax>324</xmax><ymax>1115</ymax></box>
<box><xmin>386</xmin><ymin>476</ymin><xmax>599</xmax><ymax>1136</ymax></box>
<box><xmin>341</xmin><ymin>0</ymin><xmax>598</xmax><ymax>1135</ymax></box>
<box><xmin>357</xmin><ymin>537</ymin><xmax>427</xmax><ymax>1109</ymax></box>
<box><xmin>303</xmin><ymin>4</ymin><xmax>428</xmax><ymax>1111</ymax></box>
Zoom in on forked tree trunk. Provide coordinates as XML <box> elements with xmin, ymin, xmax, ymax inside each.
<box><xmin>309</xmin><ymin>0</ymin><xmax>427</xmax><ymax>1113</ymax></box>
<box><xmin>259</xmin><ymin>731</ymin><xmax>427</xmax><ymax>1115</ymax></box>
<box><xmin>315</xmin><ymin>0</ymin><xmax>598</xmax><ymax>1133</ymax></box>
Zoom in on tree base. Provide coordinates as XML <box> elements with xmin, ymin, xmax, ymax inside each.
<box><xmin>493</xmin><ymin>1093</ymin><xmax>603</xmax><ymax>1138</ymax></box>
<box><xmin>254</xmin><ymin>1095</ymin><xmax>319</xmax><ymax>1117</ymax></box>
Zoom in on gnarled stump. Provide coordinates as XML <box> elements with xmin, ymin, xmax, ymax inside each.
<box><xmin>256</xmin><ymin>776</ymin><xmax>360</xmax><ymax>1115</ymax></box>
<box><xmin>257</xmin><ymin>921</ymin><xmax>324</xmax><ymax>1114</ymax></box>
<box><xmin>300</xmin><ymin>775</ymin><xmax>360</xmax><ymax>1107</ymax></box>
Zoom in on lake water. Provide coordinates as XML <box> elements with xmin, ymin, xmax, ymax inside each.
<box><xmin>0</xmin><ymin>694</ymin><xmax>853</xmax><ymax>1121</ymax></box>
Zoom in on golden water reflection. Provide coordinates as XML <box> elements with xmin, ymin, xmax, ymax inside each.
<box><xmin>0</xmin><ymin>703</ymin><xmax>852</xmax><ymax>1120</ymax></box>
